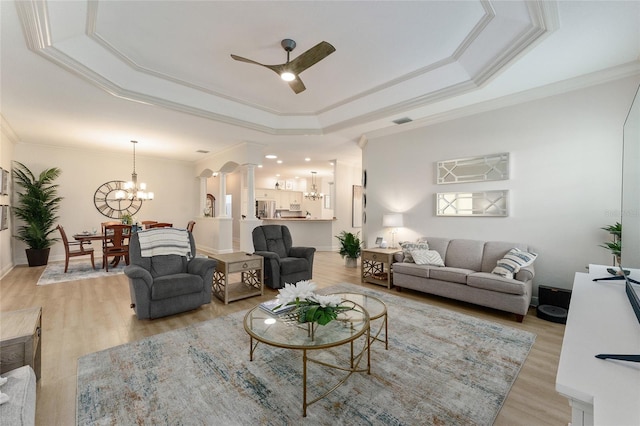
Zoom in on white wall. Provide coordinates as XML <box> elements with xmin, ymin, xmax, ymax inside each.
<box><xmin>12</xmin><ymin>143</ymin><xmax>198</xmax><ymax>265</ymax></box>
<box><xmin>363</xmin><ymin>76</ymin><xmax>640</xmax><ymax>293</ymax></box>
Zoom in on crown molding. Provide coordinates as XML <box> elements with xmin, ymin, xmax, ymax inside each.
<box><xmin>364</xmin><ymin>61</ymin><xmax>640</xmax><ymax>140</ymax></box>
<box><xmin>15</xmin><ymin>0</ymin><xmax>563</xmax><ymax>137</ymax></box>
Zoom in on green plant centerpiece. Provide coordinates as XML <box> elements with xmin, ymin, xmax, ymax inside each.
<box><xmin>12</xmin><ymin>161</ymin><xmax>63</xmax><ymax>266</ymax></box>
<box><xmin>336</xmin><ymin>230</ymin><xmax>361</xmax><ymax>267</ymax></box>
<box><xmin>275</xmin><ymin>281</ymin><xmax>355</xmax><ymax>337</ymax></box>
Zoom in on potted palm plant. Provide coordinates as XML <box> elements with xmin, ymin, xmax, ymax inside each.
<box><xmin>336</xmin><ymin>230</ymin><xmax>361</xmax><ymax>268</ymax></box>
<box><xmin>12</xmin><ymin>161</ymin><xmax>63</xmax><ymax>266</ymax></box>
<box><xmin>600</xmin><ymin>222</ymin><xmax>622</xmax><ymax>266</ymax></box>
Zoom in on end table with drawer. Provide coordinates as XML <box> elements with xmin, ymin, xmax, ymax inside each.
<box><xmin>209</xmin><ymin>252</ymin><xmax>264</xmax><ymax>304</ymax></box>
<box><xmin>361</xmin><ymin>247</ymin><xmax>401</xmax><ymax>289</ymax></box>
<box><xmin>0</xmin><ymin>307</ymin><xmax>42</xmax><ymax>380</ymax></box>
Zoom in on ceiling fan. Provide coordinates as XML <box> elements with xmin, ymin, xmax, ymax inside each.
<box><xmin>231</xmin><ymin>39</ymin><xmax>335</xmax><ymax>94</ymax></box>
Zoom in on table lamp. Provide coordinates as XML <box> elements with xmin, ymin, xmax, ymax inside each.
<box><xmin>382</xmin><ymin>213</ymin><xmax>404</xmax><ymax>249</ymax></box>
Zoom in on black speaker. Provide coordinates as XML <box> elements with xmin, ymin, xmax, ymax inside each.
<box><xmin>537</xmin><ymin>285</ymin><xmax>572</xmax><ymax>324</ymax></box>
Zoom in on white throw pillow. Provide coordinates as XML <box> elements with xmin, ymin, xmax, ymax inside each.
<box><xmin>492</xmin><ymin>248</ymin><xmax>538</xmax><ymax>279</ymax></box>
<box><xmin>400</xmin><ymin>241</ymin><xmax>429</xmax><ymax>263</ymax></box>
<box><xmin>411</xmin><ymin>249</ymin><xmax>445</xmax><ymax>266</ymax></box>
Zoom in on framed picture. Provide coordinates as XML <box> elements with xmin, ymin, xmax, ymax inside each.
<box><xmin>2</xmin><ymin>168</ymin><xmax>7</xmax><ymax>195</ymax></box>
<box><xmin>0</xmin><ymin>168</ymin><xmax>7</xmax><ymax>195</ymax></box>
<box><xmin>285</xmin><ymin>180</ymin><xmax>293</xmax><ymax>190</ymax></box>
<box><xmin>375</xmin><ymin>236</ymin><xmax>383</xmax><ymax>246</ymax></box>
<box><xmin>0</xmin><ymin>205</ymin><xmax>8</xmax><ymax>230</ymax></box>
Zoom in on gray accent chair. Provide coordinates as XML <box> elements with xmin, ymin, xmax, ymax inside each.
<box><xmin>252</xmin><ymin>225</ymin><xmax>316</xmax><ymax>289</ymax></box>
<box><xmin>124</xmin><ymin>231</ymin><xmax>217</xmax><ymax>319</ymax></box>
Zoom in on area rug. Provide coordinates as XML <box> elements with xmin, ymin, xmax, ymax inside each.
<box><xmin>76</xmin><ymin>283</ymin><xmax>535</xmax><ymax>425</ymax></box>
<box><xmin>36</xmin><ymin>261</ymin><xmax>125</xmax><ymax>285</ymax></box>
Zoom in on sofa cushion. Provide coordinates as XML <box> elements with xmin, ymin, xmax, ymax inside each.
<box><xmin>411</xmin><ymin>249</ymin><xmax>445</xmax><ymax>266</ymax></box>
<box><xmin>445</xmin><ymin>239</ymin><xmax>485</xmax><ymax>271</ymax></box>
<box><xmin>492</xmin><ymin>248</ymin><xmax>538</xmax><ymax>279</ymax></box>
<box><xmin>0</xmin><ymin>366</ymin><xmax>36</xmax><ymax>426</ymax></box>
<box><xmin>418</xmin><ymin>237</ymin><xmax>450</xmax><ymax>261</ymax></box>
<box><xmin>392</xmin><ymin>262</ymin><xmax>432</xmax><ymax>278</ymax></box>
<box><xmin>467</xmin><ymin>272</ymin><xmax>527</xmax><ymax>295</ymax></box>
<box><xmin>429</xmin><ymin>267</ymin><xmax>474</xmax><ymax>284</ymax></box>
<box><xmin>400</xmin><ymin>242</ymin><xmax>430</xmax><ymax>263</ymax></box>
<box><xmin>151</xmin><ymin>273</ymin><xmax>204</xmax><ymax>300</ymax></box>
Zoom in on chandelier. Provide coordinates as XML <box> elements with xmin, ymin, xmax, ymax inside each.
<box><xmin>115</xmin><ymin>140</ymin><xmax>154</xmax><ymax>201</ymax></box>
<box><xmin>304</xmin><ymin>171</ymin><xmax>324</xmax><ymax>201</ymax></box>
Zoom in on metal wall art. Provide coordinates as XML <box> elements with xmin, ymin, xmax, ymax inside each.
<box><xmin>352</xmin><ymin>185</ymin><xmax>363</xmax><ymax>227</ymax></box>
<box><xmin>436</xmin><ymin>190</ymin><xmax>509</xmax><ymax>217</ymax></box>
<box><xmin>437</xmin><ymin>153</ymin><xmax>509</xmax><ymax>184</ymax></box>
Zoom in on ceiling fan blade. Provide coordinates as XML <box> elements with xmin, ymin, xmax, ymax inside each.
<box><xmin>230</xmin><ymin>54</ymin><xmax>284</xmax><ymax>74</ymax></box>
<box><xmin>288</xmin><ymin>41</ymin><xmax>336</xmax><ymax>75</ymax></box>
<box><xmin>288</xmin><ymin>77</ymin><xmax>306</xmax><ymax>94</ymax></box>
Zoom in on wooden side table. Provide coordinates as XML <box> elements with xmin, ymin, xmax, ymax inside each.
<box><xmin>209</xmin><ymin>252</ymin><xmax>264</xmax><ymax>304</ymax></box>
<box><xmin>361</xmin><ymin>248</ymin><xmax>401</xmax><ymax>289</ymax></box>
<box><xmin>0</xmin><ymin>307</ymin><xmax>42</xmax><ymax>380</ymax></box>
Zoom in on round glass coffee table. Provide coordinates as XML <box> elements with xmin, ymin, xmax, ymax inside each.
<box><xmin>244</xmin><ymin>302</ymin><xmax>370</xmax><ymax>417</ymax></box>
<box><xmin>328</xmin><ymin>292</ymin><xmax>388</xmax><ymax>350</ymax></box>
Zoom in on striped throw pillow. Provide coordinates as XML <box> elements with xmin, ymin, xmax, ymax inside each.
<box><xmin>400</xmin><ymin>242</ymin><xmax>430</xmax><ymax>263</ymax></box>
<box><xmin>492</xmin><ymin>248</ymin><xmax>537</xmax><ymax>279</ymax></box>
<box><xmin>411</xmin><ymin>249</ymin><xmax>445</xmax><ymax>266</ymax></box>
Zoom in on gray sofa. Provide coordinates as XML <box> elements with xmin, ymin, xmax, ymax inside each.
<box><xmin>392</xmin><ymin>237</ymin><xmax>535</xmax><ymax>322</ymax></box>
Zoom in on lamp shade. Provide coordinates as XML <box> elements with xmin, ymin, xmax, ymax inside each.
<box><xmin>382</xmin><ymin>213</ymin><xmax>404</xmax><ymax>227</ymax></box>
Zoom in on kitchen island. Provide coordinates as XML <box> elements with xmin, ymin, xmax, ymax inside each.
<box><xmin>261</xmin><ymin>218</ymin><xmax>336</xmax><ymax>251</ymax></box>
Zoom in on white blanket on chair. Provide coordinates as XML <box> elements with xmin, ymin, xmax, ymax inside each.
<box><xmin>137</xmin><ymin>228</ymin><xmax>191</xmax><ymax>258</ymax></box>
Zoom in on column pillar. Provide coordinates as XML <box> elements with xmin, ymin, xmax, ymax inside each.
<box><xmin>240</xmin><ymin>164</ymin><xmax>262</xmax><ymax>253</ymax></box>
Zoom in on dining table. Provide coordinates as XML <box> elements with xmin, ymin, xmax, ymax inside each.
<box><xmin>73</xmin><ymin>232</ymin><xmax>128</xmax><ymax>268</ymax></box>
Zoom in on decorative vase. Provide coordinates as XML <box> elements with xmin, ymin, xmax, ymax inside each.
<box><xmin>25</xmin><ymin>248</ymin><xmax>50</xmax><ymax>267</ymax></box>
<box><xmin>345</xmin><ymin>257</ymin><xmax>357</xmax><ymax>268</ymax></box>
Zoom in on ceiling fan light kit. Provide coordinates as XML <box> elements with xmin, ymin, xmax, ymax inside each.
<box><xmin>231</xmin><ymin>38</ymin><xmax>335</xmax><ymax>94</ymax></box>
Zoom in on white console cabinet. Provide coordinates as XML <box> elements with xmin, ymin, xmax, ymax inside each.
<box><xmin>556</xmin><ymin>264</ymin><xmax>640</xmax><ymax>426</ymax></box>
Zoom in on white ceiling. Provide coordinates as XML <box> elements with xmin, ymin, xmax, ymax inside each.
<box><xmin>1</xmin><ymin>0</ymin><xmax>639</xmax><ymax>181</ymax></box>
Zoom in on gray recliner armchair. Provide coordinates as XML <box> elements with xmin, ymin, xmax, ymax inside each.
<box><xmin>125</xmin><ymin>230</ymin><xmax>217</xmax><ymax>319</ymax></box>
<box><xmin>252</xmin><ymin>225</ymin><xmax>316</xmax><ymax>289</ymax></box>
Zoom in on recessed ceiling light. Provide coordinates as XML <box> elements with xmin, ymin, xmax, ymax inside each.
<box><xmin>265</xmin><ymin>154</ymin><xmax>277</xmax><ymax>159</ymax></box>
<box><xmin>258</xmin><ymin>164</ymin><xmax>263</xmax><ymax>168</ymax></box>
<box><xmin>277</xmin><ymin>160</ymin><xmax>282</xmax><ymax>164</ymax></box>
<box><xmin>329</xmin><ymin>161</ymin><xmax>335</xmax><ymax>166</ymax></box>
<box><xmin>275</xmin><ymin>174</ymin><xmax>280</xmax><ymax>177</ymax></box>
<box><xmin>305</xmin><ymin>157</ymin><xmax>311</xmax><ymax>162</ymax></box>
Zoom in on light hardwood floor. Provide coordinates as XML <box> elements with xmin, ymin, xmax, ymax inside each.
<box><xmin>0</xmin><ymin>251</ymin><xmax>571</xmax><ymax>425</ymax></box>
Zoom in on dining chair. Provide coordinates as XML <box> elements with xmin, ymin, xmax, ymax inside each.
<box><xmin>141</xmin><ymin>220</ymin><xmax>158</xmax><ymax>229</ymax></box>
<box><xmin>102</xmin><ymin>224</ymin><xmax>132</xmax><ymax>271</ymax></box>
<box><xmin>57</xmin><ymin>225</ymin><xmax>95</xmax><ymax>273</ymax></box>
<box><xmin>186</xmin><ymin>221</ymin><xmax>195</xmax><ymax>233</ymax></box>
<box><xmin>148</xmin><ymin>222</ymin><xmax>173</xmax><ymax>228</ymax></box>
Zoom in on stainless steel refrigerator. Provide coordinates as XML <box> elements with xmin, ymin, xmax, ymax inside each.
<box><xmin>255</xmin><ymin>200</ymin><xmax>276</xmax><ymax>219</ymax></box>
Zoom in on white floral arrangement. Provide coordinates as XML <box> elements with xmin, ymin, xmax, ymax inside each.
<box><xmin>275</xmin><ymin>280</ymin><xmax>354</xmax><ymax>325</ymax></box>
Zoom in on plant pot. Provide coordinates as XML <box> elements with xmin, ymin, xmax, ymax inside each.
<box><xmin>345</xmin><ymin>257</ymin><xmax>358</xmax><ymax>268</ymax></box>
<box><xmin>25</xmin><ymin>248</ymin><xmax>51</xmax><ymax>267</ymax></box>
